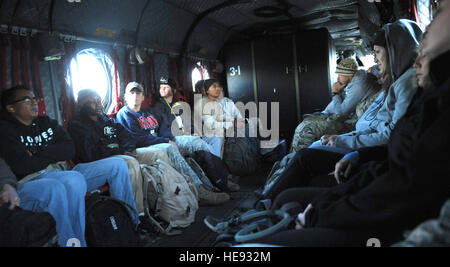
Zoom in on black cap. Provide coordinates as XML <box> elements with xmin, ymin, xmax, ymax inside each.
<box><xmin>159</xmin><ymin>77</ymin><xmax>176</xmax><ymax>89</ymax></box>
<box><xmin>372</xmin><ymin>29</ymin><xmax>387</xmax><ymax>48</ymax></box>
<box><xmin>204</xmin><ymin>79</ymin><xmax>220</xmax><ymax>93</ymax></box>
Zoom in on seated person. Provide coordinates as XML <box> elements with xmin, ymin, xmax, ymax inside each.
<box><xmin>0</xmin><ymin>157</ymin><xmax>83</xmax><ymax>247</ymax></box>
<box><xmin>262</xmin><ymin>19</ymin><xmax>423</xmax><ymax>200</ymax></box>
<box><xmin>150</xmin><ymin>77</ymin><xmax>218</xmax><ymax>155</ymax></box>
<box><xmin>290</xmin><ymin>57</ymin><xmax>380</xmax><ymax>152</ymax></box>
<box><xmin>322</xmin><ymin>58</ymin><xmax>380</xmax><ymax>116</ymax></box>
<box><xmin>150</xmin><ymin>77</ymin><xmax>240</xmax><ymax>191</ymax></box>
<box><xmin>194</xmin><ymin>79</ymin><xmax>260</xmax><ymax>159</ymax></box>
<box><xmin>68</xmin><ymin>89</ymin><xmax>173</xmax><ymax>215</ymax></box>
<box><xmin>308</xmin><ymin>20</ymin><xmax>421</xmax><ymax>155</ymax></box>
<box><xmin>245</xmin><ymin>12</ymin><xmax>450</xmax><ymax>246</ymax></box>
<box><xmin>116</xmin><ymin>82</ymin><xmax>230</xmax><ymax>205</ymax></box>
<box><xmin>0</xmin><ymin>86</ymin><xmax>139</xmax><ymax>247</ymax></box>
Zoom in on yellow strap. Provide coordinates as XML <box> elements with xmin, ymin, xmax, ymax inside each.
<box><xmin>164</xmin><ymin>98</ymin><xmax>185</xmax><ymax>132</ymax></box>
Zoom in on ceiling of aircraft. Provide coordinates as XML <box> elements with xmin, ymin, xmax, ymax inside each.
<box><xmin>0</xmin><ymin>0</ymin><xmax>412</xmax><ymax>59</ymax></box>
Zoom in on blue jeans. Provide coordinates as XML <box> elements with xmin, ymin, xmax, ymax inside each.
<box><xmin>73</xmin><ymin>157</ymin><xmax>139</xmax><ymax>224</ymax></box>
<box><xmin>202</xmin><ymin>135</ymin><xmax>223</xmax><ymax>158</ymax></box>
<box><xmin>18</xmin><ymin>157</ymin><xmax>138</xmax><ymax>247</ymax></box>
<box><xmin>309</xmin><ymin>140</ymin><xmax>352</xmax><ymax>155</ymax></box>
<box><xmin>18</xmin><ymin>170</ymin><xmax>87</xmax><ymax>247</ymax></box>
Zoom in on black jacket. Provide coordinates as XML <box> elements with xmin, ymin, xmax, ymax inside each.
<box><xmin>150</xmin><ymin>98</ymin><xmax>193</xmax><ymax>135</ymax></box>
<box><xmin>305</xmin><ymin>51</ymin><xmax>450</xmax><ymax>238</ymax></box>
<box><xmin>0</xmin><ymin>114</ymin><xmax>75</xmax><ymax>179</ymax></box>
<box><xmin>150</xmin><ymin>98</ymin><xmax>176</xmax><ymax>134</ymax></box>
<box><xmin>68</xmin><ymin>113</ymin><xmax>137</xmax><ymax>164</ymax></box>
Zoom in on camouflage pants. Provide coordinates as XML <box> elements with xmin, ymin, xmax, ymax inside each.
<box><xmin>174</xmin><ymin>135</ymin><xmax>212</xmax><ymax>157</ymax></box>
<box><xmin>393</xmin><ymin>199</ymin><xmax>450</xmax><ymax>247</ymax></box>
<box><xmin>289</xmin><ymin>91</ymin><xmax>383</xmax><ymax>153</ymax></box>
<box><xmin>140</xmin><ymin>143</ymin><xmax>207</xmax><ymax>188</ymax></box>
<box><xmin>289</xmin><ymin>114</ymin><xmax>355</xmax><ymax>153</ymax></box>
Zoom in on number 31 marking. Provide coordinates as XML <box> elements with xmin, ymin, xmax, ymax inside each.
<box><xmin>229</xmin><ymin>66</ymin><xmax>241</xmax><ymax>76</ymax></box>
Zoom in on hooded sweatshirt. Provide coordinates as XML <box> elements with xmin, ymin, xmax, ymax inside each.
<box><xmin>68</xmin><ymin>112</ymin><xmax>137</xmax><ymax>164</ymax></box>
<box><xmin>0</xmin><ymin>114</ymin><xmax>75</xmax><ymax>179</ymax></box>
<box><xmin>304</xmin><ymin>41</ymin><xmax>450</xmax><ymax>242</ymax></box>
<box><xmin>115</xmin><ymin>105</ymin><xmax>173</xmax><ymax>147</ymax></box>
<box><xmin>334</xmin><ymin>19</ymin><xmax>422</xmax><ymax>150</ymax></box>
<box><xmin>322</xmin><ymin>70</ymin><xmax>380</xmax><ymax>115</ymax></box>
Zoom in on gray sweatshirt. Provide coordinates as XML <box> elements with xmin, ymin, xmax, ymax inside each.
<box><xmin>0</xmin><ymin>158</ymin><xmax>18</xmax><ymax>190</ymax></box>
<box><xmin>334</xmin><ymin>19</ymin><xmax>422</xmax><ymax>150</ymax></box>
<box><xmin>322</xmin><ymin>70</ymin><xmax>380</xmax><ymax>115</ymax></box>
<box><xmin>335</xmin><ymin>68</ymin><xmax>417</xmax><ymax>149</ymax></box>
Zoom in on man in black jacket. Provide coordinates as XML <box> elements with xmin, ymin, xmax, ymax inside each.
<box><xmin>0</xmin><ymin>86</ymin><xmax>139</xmax><ymax>247</ymax></box>
<box><xmin>69</xmin><ymin>89</ymin><xmax>172</xmax><ymax>215</ymax></box>
<box><xmin>248</xmin><ymin>3</ymin><xmax>450</xmax><ymax>246</ymax></box>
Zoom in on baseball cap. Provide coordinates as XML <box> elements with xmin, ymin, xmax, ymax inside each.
<box><xmin>125</xmin><ymin>81</ymin><xmax>144</xmax><ymax>94</ymax></box>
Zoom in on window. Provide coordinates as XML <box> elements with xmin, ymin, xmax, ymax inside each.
<box><xmin>417</xmin><ymin>0</ymin><xmax>432</xmax><ymax>31</ymax></box>
<box><xmin>359</xmin><ymin>54</ymin><xmax>376</xmax><ymax>70</ymax></box>
<box><xmin>191</xmin><ymin>62</ymin><xmax>210</xmax><ymax>93</ymax></box>
<box><xmin>68</xmin><ymin>48</ymin><xmax>117</xmax><ymax>113</ymax></box>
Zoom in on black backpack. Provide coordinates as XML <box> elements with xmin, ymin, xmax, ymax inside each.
<box><xmin>0</xmin><ymin>206</ymin><xmax>57</xmax><ymax>247</ymax></box>
<box><xmin>223</xmin><ymin>137</ymin><xmax>261</xmax><ymax>176</ymax></box>
<box><xmin>192</xmin><ymin>150</ymin><xmax>230</xmax><ymax>192</ymax></box>
<box><xmin>85</xmin><ymin>194</ymin><xmax>141</xmax><ymax>247</ymax></box>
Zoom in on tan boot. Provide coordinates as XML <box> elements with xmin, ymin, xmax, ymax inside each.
<box><xmin>197</xmin><ymin>185</ymin><xmax>230</xmax><ymax>206</ymax></box>
<box><xmin>227</xmin><ymin>180</ymin><xmax>240</xmax><ymax>192</ymax></box>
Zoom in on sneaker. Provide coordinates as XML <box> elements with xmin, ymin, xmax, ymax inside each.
<box><xmin>198</xmin><ymin>185</ymin><xmax>230</xmax><ymax>206</ymax></box>
<box><xmin>227</xmin><ymin>180</ymin><xmax>240</xmax><ymax>192</ymax></box>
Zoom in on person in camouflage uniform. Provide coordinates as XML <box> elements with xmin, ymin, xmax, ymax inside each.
<box><xmin>290</xmin><ymin>58</ymin><xmax>380</xmax><ymax>153</ymax></box>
